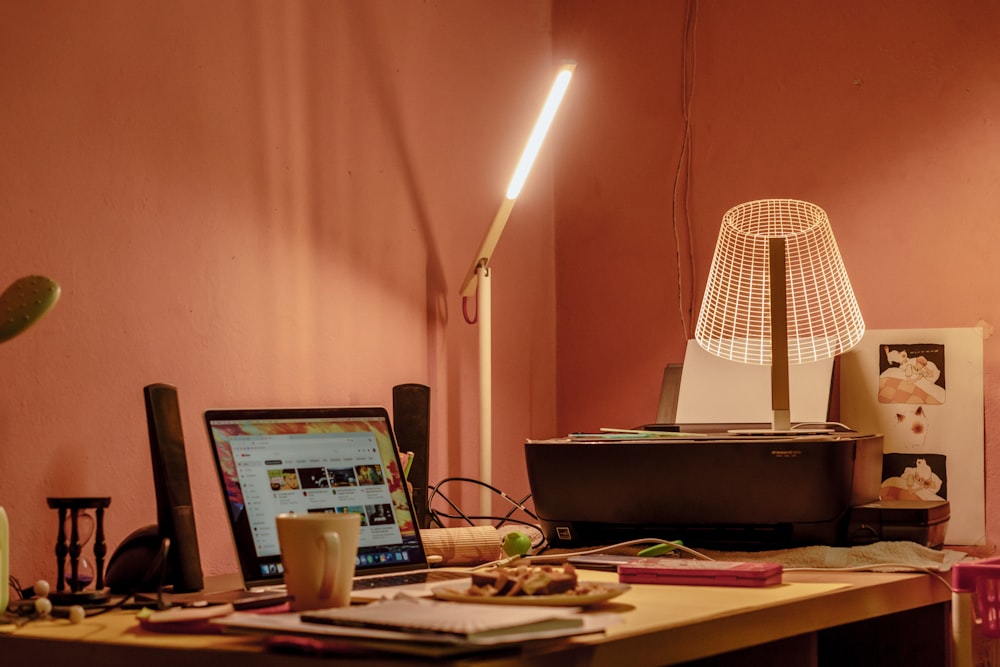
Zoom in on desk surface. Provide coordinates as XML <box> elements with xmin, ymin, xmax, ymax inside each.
<box><xmin>0</xmin><ymin>569</ymin><xmax>951</xmax><ymax>666</ymax></box>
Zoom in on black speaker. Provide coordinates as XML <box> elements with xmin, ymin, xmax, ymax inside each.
<box><xmin>392</xmin><ymin>383</ymin><xmax>431</xmax><ymax>528</ymax></box>
<box><xmin>106</xmin><ymin>383</ymin><xmax>204</xmax><ymax>593</ymax></box>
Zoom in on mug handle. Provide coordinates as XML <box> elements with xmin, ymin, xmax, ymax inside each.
<box><xmin>316</xmin><ymin>531</ymin><xmax>341</xmax><ymax>602</ymax></box>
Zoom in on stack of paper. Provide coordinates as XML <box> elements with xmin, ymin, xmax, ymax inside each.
<box><xmin>212</xmin><ymin>596</ymin><xmax>620</xmax><ymax>655</ymax></box>
<box><xmin>301</xmin><ymin>597</ymin><xmax>581</xmax><ymax>640</ymax></box>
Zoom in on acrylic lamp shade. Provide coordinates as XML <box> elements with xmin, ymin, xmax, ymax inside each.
<box><xmin>694</xmin><ymin>199</ymin><xmax>864</xmax><ymax>431</ymax></box>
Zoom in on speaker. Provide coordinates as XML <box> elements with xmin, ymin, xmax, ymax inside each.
<box><xmin>106</xmin><ymin>383</ymin><xmax>204</xmax><ymax>593</ymax></box>
<box><xmin>392</xmin><ymin>383</ymin><xmax>431</xmax><ymax>528</ymax></box>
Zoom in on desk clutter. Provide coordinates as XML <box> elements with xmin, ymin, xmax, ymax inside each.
<box><xmin>2</xmin><ymin>565</ymin><xmax>958</xmax><ymax>665</ymax></box>
<box><xmin>129</xmin><ymin>563</ymin><xmax>628</xmax><ymax>658</ymax></box>
<box><xmin>212</xmin><ymin>596</ymin><xmax>621</xmax><ymax>653</ymax></box>
<box><xmin>0</xmin><ymin>378</ymin><xmax>973</xmax><ymax>663</ymax></box>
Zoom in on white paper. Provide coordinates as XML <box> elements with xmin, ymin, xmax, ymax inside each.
<box><xmin>840</xmin><ymin>328</ymin><xmax>986</xmax><ymax>545</ymax></box>
<box><xmin>675</xmin><ymin>339</ymin><xmax>834</xmax><ymax>424</ymax></box>
<box><xmin>212</xmin><ymin>608</ymin><xmax>620</xmax><ymax>647</ymax></box>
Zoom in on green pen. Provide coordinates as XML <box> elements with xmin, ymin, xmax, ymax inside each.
<box><xmin>638</xmin><ymin>541</ymin><xmax>684</xmax><ymax>557</ymax></box>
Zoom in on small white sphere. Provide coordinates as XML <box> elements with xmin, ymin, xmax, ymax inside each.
<box><xmin>33</xmin><ymin>580</ymin><xmax>50</xmax><ymax>597</ymax></box>
<box><xmin>68</xmin><ymin>605</ymin><xmax>86</xmax><ymax>624</ymax></box>
<box><xmin>34</xmin><ymin>597</ymin><xmax>53</xmax><ymax>616</ymax></box>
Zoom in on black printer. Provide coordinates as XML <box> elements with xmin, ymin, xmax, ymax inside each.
<box><xmin>525</xmin><ymin>429</ymin><xmax>927</xmax><ymax>550</ymax></box>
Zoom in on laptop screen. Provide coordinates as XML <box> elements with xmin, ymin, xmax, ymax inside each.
<box><xmin>205</xmin><ymin>407</ymin><xmax>427</xmax><ymax>588</ymax></box>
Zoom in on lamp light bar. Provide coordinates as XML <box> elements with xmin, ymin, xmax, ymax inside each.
<box><xmin>459</xmin><ymin>61</ymin><xmax>576</xmax><ymax>298</ymax></box>
<box><xmin>506</xmin><ymin>66</ymin><xmax>575</xmax><ymax>200</ymax></box>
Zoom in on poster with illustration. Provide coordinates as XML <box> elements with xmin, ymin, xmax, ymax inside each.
<box><xmin>840</xmin><ymin>328</ymin><xmax>984</xmax><ymax>545</ymax></box>
<box><xmin>878</xmin><ymin>343</ymin><xmax>946</xmax><ymax>406</ymax></box>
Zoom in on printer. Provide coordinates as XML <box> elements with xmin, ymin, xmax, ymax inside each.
<box><xmin>524</xmin><ymin>429</ymin><xmax>906</xmax><ymax>550</ymax></box>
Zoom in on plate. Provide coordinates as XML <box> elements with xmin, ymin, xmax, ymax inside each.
<box><xmin>430</xmin><ymin>581</ymin><xmax>630</xmax><ymax>607</ymax></box>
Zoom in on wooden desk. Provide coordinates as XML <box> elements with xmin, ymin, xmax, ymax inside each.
<box><xmin>0</xmin><ymin>570</ymin><xmax>951</xmax><ymax>666</ymax></box>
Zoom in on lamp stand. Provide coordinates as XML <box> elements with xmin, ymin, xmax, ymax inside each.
<box><xmin>476</xmin><ymin>264</ymin><xmax>493</xmax><ymax>520</ymax></box>
<box><xmin>768</xmin><ymin>237</ymin><xmax>791</xmax><ymax>431</ymax></box>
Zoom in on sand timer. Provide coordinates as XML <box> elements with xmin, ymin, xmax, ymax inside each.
<box><xmin>47</xmin><ymin>497</ymin><xmax>111</xmax><ymax>605</ymax></box>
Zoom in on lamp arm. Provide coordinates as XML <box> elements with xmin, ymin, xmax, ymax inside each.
<box><xmin>459</xmin><ymin>61</ymin><xmax>575</xmax><ymax>300</ymax></box>
<box><xmin>459</xmin><ymin>197</ymin><xmax>517</xmax><ymax>298</ymax></box>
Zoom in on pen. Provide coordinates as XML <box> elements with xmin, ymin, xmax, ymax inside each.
<box><xmin>638</xmin><ymin>541</ymin><xmax>684</xmax><ymax>557</ymax></box>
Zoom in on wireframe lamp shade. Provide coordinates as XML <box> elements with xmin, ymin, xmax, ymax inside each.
<box><xmin>695</xmin><ymin>199</ymin><xmax>865</xmax><ymax>366</ymax></box>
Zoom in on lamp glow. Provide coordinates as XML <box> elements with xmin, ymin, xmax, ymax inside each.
<box><xmin>694</xmin><ymin>199</ymin><xmax>864</xmax><ymax>431</ymax></box>
<box><xmin>460</xmin><ymin>61</ymin><xmax>576</xmax><ymax>299</ymax></box>
<box><xmin>460</xmin><ymin>61</ymin><xmax>575</xmax><ymax>519</ymax></box>
<box><xmin>506</xmin><ymin>68</ymin><xmax>574</xmax><ymax>200</ymax></box>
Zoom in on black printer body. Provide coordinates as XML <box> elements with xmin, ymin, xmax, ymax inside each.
<box><xmin>525</xmin><ymin>432</ymin><xmax>891</xmax><ymax>549</ymax></box>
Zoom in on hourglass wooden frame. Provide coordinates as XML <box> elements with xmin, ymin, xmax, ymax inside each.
<box><xmin>47</xmin><ymin>496</ymin><xmax>111</xmax><ymax>605</ymax></box>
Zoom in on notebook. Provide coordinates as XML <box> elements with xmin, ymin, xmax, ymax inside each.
<box><xmin>204</xmin><ymin>406</ymin><xmax>468</xmax><ymax>601</ymax></box>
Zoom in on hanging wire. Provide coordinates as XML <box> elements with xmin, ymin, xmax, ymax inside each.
<box><xmin>671</xmin><ymin>0</ymin><xmax>699</xmax><ymax>340</ymax></box>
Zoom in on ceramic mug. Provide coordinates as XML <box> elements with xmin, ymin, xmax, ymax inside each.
<box><xmin>275</xmin><ymin>512</ymin><xmax>361</xmax><ymax>611</ymax></box>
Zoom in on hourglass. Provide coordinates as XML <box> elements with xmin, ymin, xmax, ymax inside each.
<box><xmin>47</xmin><ymin>497</ymin><xmax>111</xmax><ymax>605</ymax></box>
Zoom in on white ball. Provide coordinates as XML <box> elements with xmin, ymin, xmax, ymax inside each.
<box><xmin>33</xmin><ymin>580</ymin><xmax>50</xmax><ymax>597</ymax></box>
<box><xmin>34</xmin><ymin>597</ymin><xmax>53</xmax><ymax>616</ymax></box>
<box><xmin>68</xmin><ymin>605</ymin><xmax>86</xmax><ymax>624</ymax></box>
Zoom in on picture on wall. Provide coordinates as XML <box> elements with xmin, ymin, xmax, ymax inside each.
<box><xmin>840</xmin><ymin>328</ymin><xmax>985</xmax><ymax>545</ymax></box>
<box><xmin>878</xmin><ymin>342</ymin><xmax>946</xmax><ymax>406</ymax></box>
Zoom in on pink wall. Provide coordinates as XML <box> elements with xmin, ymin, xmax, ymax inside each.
<box><xmin>1</xmin><ymin>1</ymin><xmax>558</xmax><ymax>584</ymax></box>
<box><xmin>4</xmin><ymin>0</ymin><xmax>998</xmax><ymax>591</ymax></box>
<box><xmin>554</xmin><ymin>1</ymin><xmax>1000</xmax><ymax>551</ymax></box>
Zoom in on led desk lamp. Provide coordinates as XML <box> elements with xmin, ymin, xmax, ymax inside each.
<box><xmin>694</xmin><ymin>199</ymin><xmax>864</xmax><ymax>432</ymax></box>
<box><xmin>460</xmin><ymin>61</ymin><xmax>575</xmax><ymax>518</ymax></box>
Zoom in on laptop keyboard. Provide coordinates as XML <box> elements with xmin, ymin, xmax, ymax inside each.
<box><xmin>352</xmin><ymin>570</ymin><xmax>468</xmax><ymax>590</ymax></box>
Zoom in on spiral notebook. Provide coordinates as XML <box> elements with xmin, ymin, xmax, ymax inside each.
<box><xmin>300</xmin><ymin>597</ymin><xmax>584</xmax><ymax>641</ymax></box>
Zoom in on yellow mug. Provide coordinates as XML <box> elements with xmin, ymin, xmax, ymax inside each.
<box><xmin>275</xmin><ymin>512</ymin><xmax>361</xmax><ymax>611</ymax></box>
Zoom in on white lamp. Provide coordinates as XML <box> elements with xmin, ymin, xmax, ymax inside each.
<box><xmin>460</xmin><ymin>61</ymin><xmax>575</xmax><ymax>518</ymax></box>
<box><xmin>694</xmin><ymin>199</ymin><xmax>864</xmax><ymax>432</ymax></box>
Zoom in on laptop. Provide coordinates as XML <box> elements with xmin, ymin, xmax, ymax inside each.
<box><xmin>204</xmin><ymin>406</ymin><xmax>468</xmax><ymax>602</ymax></box>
